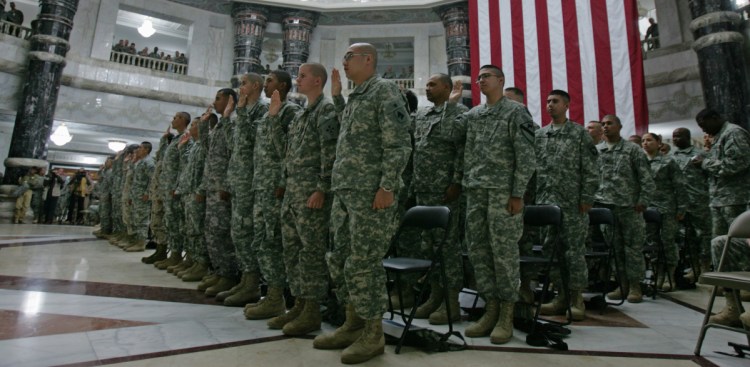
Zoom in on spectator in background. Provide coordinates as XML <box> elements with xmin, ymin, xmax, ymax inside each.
<box><xmin>149</xmin><ymin>47</ymin><xmax>160</xmax><ymax>59</ymax></box>
<box><xmin>67</xmin><ymin>168</ymin><xmax>90</xmax><ymax>225</ymax></box>
<box><xmin>645</xmin><ymin>18</ymin><xmax>659</xmax><ymax>50</ymax></box>
<box><xmin>44</xmin><ymin>168</ymin><xmax>65</xmax><ymax>224</ymax></box>
<box><xmin>127</xmin><ymin>43</ymin><xmax>136</xmax><ymax>54</ymax></box>
<box><xmin>5</xmin><ymin>2</ymin><xmax>23</xmax><ymax>25</ymax></box>
<box><xmin>176</xmin><ymin>52</ymin><xmax>187</xmax><ymax>64</ymax></box>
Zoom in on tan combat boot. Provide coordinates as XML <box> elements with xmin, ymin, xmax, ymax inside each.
<box><xmin>177</xmin><ymin>262</ymin><xmax>197</xmax><ymax>278</ymax></box>
<box><xmin>490</xmin><ymin>301</ymin><xmax>514</xmax><ymax>344</ymax></box>
<box><xmin>429</xmin><ymin>288</ymin><xmax>461</xmax><ymax>325</ymax></box>
<box><xmin>156</xmin><ymin>251</ymin><xmax>182</xmax><ymax>270</ymax></box>
<box><xmin>197</xmin><ymin>273</ymin><xmax>220</xmax><ymax>291</ymax></box>
<box><xmin>660</xmin><ymin>266</ymin><xmax>676</xmax><ymax>292</ymax></box>
<box><xmin>268</xmin><ymin>297</ymin><xmax>305</xmax><ymax>329</ymax></box>
<box><xmin>224</xmin><ymin>272</ymin><xmax>261</xmax><ymax>307</ymax></box>
<box><xmin>205</xmin><ymin>276</ymin><xmax>238</xmax><ymax>297</ymax></box>
<box><xmin>182</xmin><ymin>262</ymin><xmax>209</xmax><ymax>282</ymax></box>
<box><xmin>282</xmin><ymin>299</ymin><xmax>323</xmax><ymax>336</ymax></box>
<box><xmin>606</xmin><ymin>282</ymin><xmax>629</xmax><ymax>300</ymax></box>
<box><xmin>216</xmin><ymin>273</ymin><xmax>246</xmax><ymax>302</ymax></box>
<box><xmin>125</xmin><ymin>239</ymin><xmax>146</xmax><ymax>252</ymax></box>
<box><xmin>568</xmin><ymin>290</ymin><xmax>586</xmax><ymax>321</ymax></box>
<box><xmin>539</xmin><ymin>291</ymin><xmax>567</xmax><ymax>316</ymax></box>
<box><xmin>340</xmin><ymin>319</ymin><xmax>385</xmax><ymax>364</ymax></box>
<box><xmin>167</xmin><ymin>254</ymin><xmax>190</xmax><ymax>273</ymax></box>
<box><xmin>244</xmin><ymin>287</ymin><xmax>286</xmax><ymax>319</ymax></box>
<box><xmin>709</xmin><ymin>292</ymin><xmax>742</xmax><ymax>327</ymax></box>
<box><xmin>313</xmin><ymin>304</ymin><xmax>365</xmax><ymax>349</ymax></box>
<box><xmin>414</xmin><ymin>283</ymin><xmax>443</xmax><ymax>318</ymax></box>
<box><xmin>116</xmin><ymin>236</ymin><xmax>135</xmax><ymax>249</ymax></box>
<box><xmin>627</xmin><ymin>283</ymin><xmax>643</xmax><ymax>303</ymax></box>
<box><xmin>464</xmin><ymin>298</ymin><xmax>500</xmax><ymax>337</ymax></box>
<box><xmin>141</xmin><ymin>243</ymin><xmax>167</xmax><ymax>264</ymax></box>
<box><xmin>389</xmin><ymin>284</ymin><xmax>414</xmax><ymax>310</ymax></box>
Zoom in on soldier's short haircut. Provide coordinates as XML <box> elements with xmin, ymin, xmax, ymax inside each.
<box><xmin>549</xmin><ymin>89</ymin><xmax>570</xmax><ymax>102</ymax></box>
<box><xmin>351</xmin><ymin>43</ymin><xmax>378</xmax><ymax>69</ymax></box>
<box><xmin>674</xmin><ymin>127</ymin><xmax>691</xmax><ymax>139</ymax></box>
<box><xmin>177</xmin><ymin>112</ymin><xmax>191</xmax><ymax>124</ymax></box>
<box><xmin>125</xmin><ymin>144</ymin><xmax>140</xmax><ymax>154</ymax></box>
<box><xmin>602</xmin><ymin>114</ymin><xmax>621</xmax><ymax>126</ymax></box>
<box><xmin>302</xmin><ymin>63</ymin><xmax>328</xmax><ymax>87</ymax></box>
<box><xmin>696</xmin><ymin>108</ymin><xmax>721</xmax><ymax>121</ymax></box>
<box><xmin>244</xmin><ymin>72</ymin><xmax>263</xmax><ymax>87</ymax></box>
<box><xmin>270</xmin><ymin>70</ymin><xmax>293</xmax><ymax>95</ymax></box>
<box><xmin>218</xmin><ymin>88</ymin><xmax>238</xmax><ymax>105</ymax></box>
<box><xmin>479</xmin><ymin>64</ymin><xmax>504</xmax><ymax>77</ymax></box>
<box><xmin>643</xmin><ymin>132</ymin><xmax>662</xmax><ymax>143</ymax></box>
<box><xmin>434</xmin><ymin>73</ymin><xmax>453</xmax><ymax>88</ymax></box>
<box><xmin>505</xmin><ymin>87</ymin><xmax>524</xmax><ymax>100</ymax></box>
<box><xmin>141</xmin><ymin>141</ymin><xmax>153</xmax><ymax>154</ymax></box>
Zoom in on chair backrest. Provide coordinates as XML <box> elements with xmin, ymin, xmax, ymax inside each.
<box><xmin>728</xmin><ymin>210</ymin><xmax>750</xmax><ymax>239</ymax></box>
<box><xmin>643</xmin><ymin>207</ymin><xmax>661</xmax><ymax>224</ymax></box>
<box><xmin>400</xmin><ymin>205</ymin><xmax>451</xmax><ymax>231</ymax></box>
<box><xmin>588</xmin><ymin>207</ymin><xmax>614</xmax><ymax>226</ymax></box>
<box><xmin>523</xmin><ymin>205</ymin><xmax>562</xmax><ymax>227</ymax></box>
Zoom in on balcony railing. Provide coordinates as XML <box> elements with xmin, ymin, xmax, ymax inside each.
<box><xmin>348</xmin><ymin>78</ymin><xmax>414</xmax><ymax>90</ymax></box>
<box><xmin>0</xmin><ymin>20</ymin><xmax>32</xmax><ymax>40</ymax></box>
<box><xmin>109</xmin><ymin>51</ymin><xmax>188</xmax><ymax>75</ymax></box>
<box><xmin>641</xmin><ymin>36</ymin><xmax>659</xmax><ymax>53</ymax></box>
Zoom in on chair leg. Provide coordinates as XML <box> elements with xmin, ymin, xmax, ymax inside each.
<box><xmin>694</xmin><ymin>285</ymin><xmax>720</xmax><ymax>355</ymax></box>
<box><xmin>395</xmin><ymin>274</ymin><xmax>431</xmax><ymax>354</ymax></box>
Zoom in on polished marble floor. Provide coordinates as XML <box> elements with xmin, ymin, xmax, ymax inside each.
<box><xmin>0</xmin><ymin>224</ymin><xmax>748</xmax><ymax>367</ymax></box>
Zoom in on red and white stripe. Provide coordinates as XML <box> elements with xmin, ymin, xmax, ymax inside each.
<box><xmin>469</xmin><ymin>0</ymin><xmax>648</xmax><ymax>136</ymax></box>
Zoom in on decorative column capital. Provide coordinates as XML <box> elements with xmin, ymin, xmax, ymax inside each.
<box><xmin>280</xmin><ymin>9</ymin><xmax>319</xmax><ymax>80</ymax></box>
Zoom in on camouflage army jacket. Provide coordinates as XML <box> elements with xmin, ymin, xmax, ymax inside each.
<box><xmin>201</xmin><ymin>116</ymin><xmax>234</xmax><ymax>192</ymax></box>
<box><xmin>535</xmin><ymin>120</ymin><xmax>598</xmax><ymax>208</ymax></box>
<box><xmin>284</xmin><ymin>95</ymin><xmax>339</xmax><ymax>196</ymax></box>
<box><xmin>671</xmin><ymin>145</ymin><xmax>709</xmax><ymax>208</ymax></box>
<box><xmin>594</xmin><ymin>139</ymin><xmax>655</xmax><ymax>207</ymax></box>
<box><xmin>228</xmin><ymin>101</ymin><xmax>269</xmax><ymax>193</ymax></box>
<box><xmin>647</xmin><ymin>153</ymin><xmax>687</xmax><ymax>215</ymax></box>
<box><xmin>159</xmin><ymin>131</ymin><xmax>187</xmax><ymax>193</ymax></box>
<box><xmin>182</xmin><ymin>120</ymin><xmax>210</xmax><ymax>196</ymax></box>
<box><xmin>412</xmin><ymin>101</ymin><xmax>468</xmax><ymax>193</ymax></box>
<box><xmin>331</xmin><ymin>76</ymin><xmax>412</xmax><ymax>192</ymax></box>
<box><xmin>130</xmin><ymin>155</ymin><xmax>155</xmax><ymax>199</ymax></box>
<box><xmin>149</xmin><ymin>135</ymin><xmax>171</xmax><ymax>197</ymax></box>
<box><xmin>175</xmin><ymin>138</ymin><xmax>195</xmax><ymax>195</ymax></box>
<box><xmin>253</xmin><ymin>101</ymin><xmax>302</xmax><ymax>191</ymax></box>
<box><xmin>122</xmin><ymin>160</ymin><xmax>134</xmax><ymax>200</ymax></box>
<box><xmin>701</xmin><ymin>122</ymin><xmax>750</xmax><ymax>207</ymax></box>
<box><xmin>457</xmin><ymin>97</ymin><xmax>536</xmax><ymax>197</ymax></box>
<box><xmin>111</xmin><ymin>155</ymin><xmax>124</xmax><ymax>194</ymax></box>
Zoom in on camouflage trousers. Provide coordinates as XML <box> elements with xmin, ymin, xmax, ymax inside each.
<box><xmin>111</xmin><ymin>190</ymin><xmax>124</xmax><ymax>233</ymax></box>
<box><xmin>183</xmin><ymin>194</ymin><xmax>209</xmax><ymax>265</ymax></box>
<box><xmin>540</xmin><ymin>206</ymin><xmax>589</xmax><ymax>291</ymax></box>
<box><xmin>121</xmin><ymin>196</ymin><xmax>133</xmax><ymax>235</ymax></box>
<box><xmin>99</xmin><ymin>194</ymin><xmax>112</xmax><ymax>234</ymax></box>
<box><xmin>646</xmin><ymin>211</ymin><xmax>679</xmax><ymax>268</ymax></box>
<box><xmin>205</xmin><ymin>191</ymin><xmax>238</xmax><ymax>278</ymax></box>
<box><xmin>163</xmin><ymin>193</ymin><xmax>185</xmax><ymax>253</ymax></box>
<box><xmin>711</xmin><ymin>205</ymin><xmax>748</xmax><ymax>238</ymax></box>
<box><xmin>130</xmin><ymin>197</ymin><xmax>151</xmax><ymax>241</ymax></box>
<box><xmin>281</xmin><ymin>191</ymin><xmax>331</xmax><ymax>300</ymax></box>
<box><xmin>415</xmin><ymin>192</ymin><xmax>463</xmax><ymax>289</ymax></box>
<box><xmin>599</xmin><ymin>205</ymin><xmax>646</xmax><ymax>284</ymax></box>
<box><xmin>150</xmin><ymin>197</ymin><xmax>167</xmax><ymax>245</ymax></box>
<box><xmin>252</xmin><ymin>190</ymin><xmax>286</xmax><ymax>287</ymax></box>
<box><xmin>231</xmin><ymin>188</ymin><xmax>258</xmax><ymax>273</ymax></box>
<box><xmin>31</xmin><ymin>190</ymin><xmax>43</xmax><ymax>221</ymax></box>
<box><xmin>682</xmin><ymin>209</ymin><xmax>712</xmax><ymax>261</ymax></box>
<box><xmin>465</xmin><ymin>188</ymin><xmax>523</xmax><ymax>302</ymax></box>
<box><xmin>710</xmin><ymin>235</ymin><xmax>750</xmax><ymax>271</ymax></box>
<box><xmin>328</xmin><ymin>189</ymin><xmax>400</xmax><ymax>320</ymax></box>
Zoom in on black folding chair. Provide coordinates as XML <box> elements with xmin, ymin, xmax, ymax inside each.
<box><xmin>643</xmin><ymin>208</ymin><xmax>666</xmax><ymax>299</ymax></box>
<box><xmin>585</xmin><ymin>207</ymin><xmax>624</xmax><ymax>310</ymax></box>
<box><xmin>519</xmin><ymin>205</ymin><xmax>569</xmax><ymax>343</ymax></box>
<box><xmin>694</xmin><ymin>210</ymin><xmax>750</xmax><ymax>356</ymax></box>
<box><xmin>383</xmin><ymin>205</ymin><xmax>461</xmax><ymax>354</ymax></box>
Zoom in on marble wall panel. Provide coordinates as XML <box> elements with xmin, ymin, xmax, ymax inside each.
<box><xmin>646</xmin><ymin>79</ymin><xmax>705</xmax><ymax>123</ymax></box>
<box><xmin>428</xmin><ymin>34</ymin><xmax>448</xmax><ymax>78</ymax></box>
<box><xmin>68</xmin><ymin>0</ymin><xmax>101</xmax><ymax>59</ymax></box>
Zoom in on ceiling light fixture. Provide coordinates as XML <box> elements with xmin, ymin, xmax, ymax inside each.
<box><xmin>50</xmin><ymin>123</ymin><xmax>73</xmax><ymax>146</ymax></box>
<box><xmin>138</xmin><ymin>19</ymin><xmax>156</xmax><ymax>38</ymax></box>
<box><xmin>108</xmin><ymin>140</ymin><xmax>127</xmax><ymax>152</ymax></box>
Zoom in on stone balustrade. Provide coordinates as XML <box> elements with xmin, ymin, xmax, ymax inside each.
<box><xmin>109</xmin><ymin>51</ymin><xmax>188</xmax><ymax>75</ymax></box>
<box><xmin>0</xmin><ymin>19</ymin><xmax>32</xmax><ymax>40</ymax></box>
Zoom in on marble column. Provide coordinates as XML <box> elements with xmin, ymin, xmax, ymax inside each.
<box><xmin>3</xmin><ymin>0</ymin><xmax>79</xmax><ymax>185</ymax></box>
<box><xmin>231</xmin><ymin>3</ymin><xmax>269</xmax><ymax>87</ymax></box>
<box><xmin>689</xmin><ymin>0</ymin><xmax>749</xmax><ymax>130</ymax></box>
<box><xmin>437</xmin><ymin>4</ymin><xmax>472</xmax><ymax>108</ymax></box>
<box><xmin>281</xmin><ymin>10</ymin><xmax>318</xmax><ymax>79</ymax></box>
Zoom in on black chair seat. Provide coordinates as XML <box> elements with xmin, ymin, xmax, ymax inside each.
<box><xmin>585</xmin><ymin>251</ymin><xmax>609</xmax><ymax>258</ymax></box>
<box><xmin>520</xmin><ymin>255</ymin><xmax>558</xmax><ymax>264</ymax></box>
<box><xmin>383</xmin><ymin>258</ymin><xmax>432</xmax><ymax>272</ymax></box>
<box><xmin>699</xmin><ymin>272</ymin><xmax>750</xmax><ymax>290</ymax></box>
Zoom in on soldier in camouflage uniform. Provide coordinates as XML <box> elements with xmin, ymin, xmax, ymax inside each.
<box><xmin>536</xmin><ymin>90</ymin><xmax>598</xmax><ymax>321</ymax></box>
<box><xmin>641</xmin><ymin>133</ymin><xmax>687</xmax><ymax>292</ymax></box>
<box><xmin>125</xmin><ymin>142</ymin><xmax>155</xmax><ymax>252</ymax></box>
<box><xmin>266</xmin><ymin>63</ymin><xmax>339</xmax><ymax>335</ymax></box>
<box><xmin>155</xmin><ymin>112</ymin><xmax>191</xmax><ymax>270</ymax></box>
<box><xmin>410</xmin><ymin>73</ymin><xmax>467</xmax><ymax>325</ymax></box>
<box><xmin>201</xmin><ymin>89</ymin><xmax>241</xmax><ymax>298</ymax></box>
<box><xmin>312</xmin><ymin>44</ymin><xmax>411</xmax><ymax>364</ymax></box>
<box><xmin>107</xmin><ymin>151</ymin><xmax>126</xmax><ymax>244</ymax></box>
<box><xmin>93</xmin><ymin>157</ymin><xmax>114</xmax><ymax>238</ymax></box>
<box><xmin>224</xmin><ymin>73</ymin><xmax>267</xmax><ymax>307</ymax></box>
<box><xmin>178</xmin><ymin>117</ymin><xmax>212</xmax><ymax>283</ymax></box>
<box><xmin>708</xmin><ymin>235</ymin><xmax>750</xmax><ymax>327</ymax></box>
<box><xmin>167</xmin><ymin>128</ymin><xmax>197</xmax><ymax>276</ymax></box>
<box><xmin>454</xmin><ymin>65</ymin><xmax>535</xmax><ymax>344</ymax></box>
<box><xmin>142</xmin><ymin>132</ymin><xmax>172</xmax><ymax>264</ymax></box>
<box><xmin>596</xmin><ymin>114</ymin><xmax>655</xmax><ymax>304</ymax></box>
<box><xmin>692</xmin><ymin>109</ymin><xmax>750</xmax><ymax>237</ymax></box>
<box><xmin>245</xmin><ymin>70</ymin><xmax>301</xmax><ymax>319</ymax></box>
<box><xmin>671</xmin><ymin>128</ymin><xmax>712</xmax><ymax>277</ymax></box>
<box><xmin>116</xmin><ymin>146</ymin><xmax>139</xmax><ymax>248</ymax></box>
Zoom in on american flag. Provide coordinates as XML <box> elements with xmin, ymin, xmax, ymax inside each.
<box><xmin>468</xmin><ymin>0</ymin><xmax>648</xmax><ymax>136</ymax></box>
